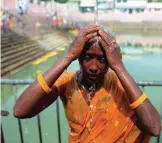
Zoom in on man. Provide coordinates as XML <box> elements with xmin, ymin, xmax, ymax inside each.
<box><xmin>13</xmin><ymin>24</ymin><xmax>161</xmax><ymax>143</ymax></box>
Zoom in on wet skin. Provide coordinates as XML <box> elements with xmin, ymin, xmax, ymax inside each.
<box><xmin>78</xmin><ymin>40</ymin><xmax>108</xmax><ymax>90</ymax></box>
<box><xmin>13</xmin><ymin>24</ymin><xmax>161</xmax><ymax>136</ymax></box>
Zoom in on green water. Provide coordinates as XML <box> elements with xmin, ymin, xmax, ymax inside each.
<box><xmin>1</xmin><ymin>50</ymin><xmax>162</xmax><ymax>143</ymax></box>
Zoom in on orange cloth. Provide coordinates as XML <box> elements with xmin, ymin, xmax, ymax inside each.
<box><xmin>54</xmin><ymin>71</ymin><xmax>151</xmax><ymax>143</ymax></box>
<box><xmin>8</xmin><ymin>19</ymin><xmax>13</xmax><ymax>30</ymax></box>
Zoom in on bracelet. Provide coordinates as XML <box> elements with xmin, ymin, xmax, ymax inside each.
<box><xmin>129</xmin><ymin>93</ymin><xmax>147</xmax><ymax>109</ymax></box>
<box><xmin>37</xmin><ymin>74</ymin><xmax>52</xmax><ymax>94</ymax></box>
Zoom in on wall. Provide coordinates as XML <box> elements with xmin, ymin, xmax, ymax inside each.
<box><xmin>1</xmin><ymin>0</ymin><xmax>17</xmax><ymax>10</ymax></box>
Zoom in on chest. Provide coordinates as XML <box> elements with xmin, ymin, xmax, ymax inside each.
<box><xmin>63</xmin><ymin>87</ymin><xmax>113</xmax><ymax>125</ymax></box>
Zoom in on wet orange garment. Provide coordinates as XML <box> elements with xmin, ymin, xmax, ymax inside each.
<box><xmin>54</xmin><ymin>71</ymin><xmax>151</xmax><ymax>143</ymax></box>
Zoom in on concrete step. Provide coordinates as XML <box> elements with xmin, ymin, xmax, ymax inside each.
<box><xmin>1</xmin><ymin>50</ymin><xmax>47</xmax><ymax>77</ymax></box>
<box><xmin>1</xmin><ymin>32</ymin><xmax>19</xmax><ymax>40</ymax></box>
<box><xmin>1</xmin><ymin>47</ymin><xmax>45</xmax><ymax>69</ymax></box>
<box><xmin>1</xmin><ymin>30</ymin><xmax>68</xmax><ymax>77</ymax></box>
<box><xmin>2</xmin><ymin>36</ymin><xmax>27</xmax><ymax>45</ymax></box>
<box><xmin>1</xmin><ymin>43</ymin><xmax>38</xmax><ymax>58</ymax></box>
<box><xmin>1</xmin><ymin>45</ymin><xmax>41</xmax><ymax>63</ymax></box>
<box><xmin>1</xmin><ymin>38</ymin><xmax>31</xmax><ymax>49</ymax></box>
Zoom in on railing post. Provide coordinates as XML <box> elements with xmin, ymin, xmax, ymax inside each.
<box><xmin>13</xmin><ymin>85</ymin><xmax>24</xmax><ymax>143</ymax></box>
<box><xmin>157</xmin><ymin>135</ymin><xmax>160</xmax><ymax>143</ymax></box>
<box><xmin>56</xmin><ymin>99</ymin><xmax>61</xmax><ymax>143</ymax></box>
<box><xmin>1</xmin><ymin>125</ymin><xmax>5</xmax><ymax>143</ymax></box>
<box><xmin>17</xmin><ymin>119</ymin><xmax>24</xmax><ymax>143</ymax></box>
<box><xmin>157</xmin><ymin>100</ymin><xmax>162</xmax><ymax>143</ymax></box>
<box><xmin>141</xmin><ymin>85</ymin><xmax>145</xmax><ymax>91</ymax></box>
<box><xmin>37</xmin><ymin>115</ymin><xmax>43</xmax><ymax>143</ymax></box>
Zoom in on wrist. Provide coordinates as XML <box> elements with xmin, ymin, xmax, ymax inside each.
<box><xmin>113</xmin><ymin>63</ymin><xmax>126</xmax><ymax>74</ymax></box>
<box><xmin>64</xmin><ymin>53</ymin><xmax>76</xmax><ymax>62</ymax></box>
<box><xmin>63</xmin><ymin>54</ymin><xmax>74</xmax><ymax>64</ymax></box>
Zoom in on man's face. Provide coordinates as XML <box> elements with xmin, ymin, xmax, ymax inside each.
<box><xmin>80</xmin><ymin>41</ymin><xmax>108</xmax><ymax>84</ymax></box>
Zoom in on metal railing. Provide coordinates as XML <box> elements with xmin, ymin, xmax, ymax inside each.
<box><xmin>1</xmin><ymin>79</ymin><xmax>162</xmax><ymax>143</ymax></box>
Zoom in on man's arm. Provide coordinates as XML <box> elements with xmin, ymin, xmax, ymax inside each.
<box><xmin>98</xmin><ymin>30</ymin><xmax>161</xmax><ymax>136</ymax></box>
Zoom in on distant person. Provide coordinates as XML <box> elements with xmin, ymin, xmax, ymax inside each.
<box><xmin>52</xmin><ymin>15</ymin><xmax>57</xmax><ymax>29</ymax></box>
<box><xmin>8</xmin><ymin>15</ymin><xmax>13</xmax><ymax>31</ymax></box>
<box><xmin>13</xmin><ymin>24</ymin><xmax>161</xmax><ymax>143</ymax></box>
<box><xmin>58</xmin><ymin>16</ymin><xmax>63</xmax><ymax>28</ymax></box>
<box><xmin>52</xmin><ymin>11</ymin><xmax>57</xmax><ymax>29</ymax></box>
<box><xmin>2</xmin><ymin>12</ymin><xmax>9</xmax><ymax>33</ymax></box>
<box><xmin>18</xmin><ymin>6</ymin><xmax>23</xmax><ymax>16</ymax></box>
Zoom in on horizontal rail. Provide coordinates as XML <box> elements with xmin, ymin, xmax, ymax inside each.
<box><xmin>0</xmin><ymin>79</ymin><xmax>33</xmax><ymax>85</ymax></box>
<box><xmin>137</xmin><ymin>81</ymin><xmax>162</xmax><ymax>86</ymax></box>
<box><xmin>1</xmin><ymin>78</ymin><xmax>162</xmax><ymax>86</ymax></box>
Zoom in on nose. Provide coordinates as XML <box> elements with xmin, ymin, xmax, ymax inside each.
<box><xmin>89</xmin><ymin>60</ymin><xmax>98</xmax><ymax>74</ymax></box>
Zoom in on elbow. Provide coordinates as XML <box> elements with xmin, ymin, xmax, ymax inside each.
<box><xmin>13</xmin><ymin>110</ymin><xmax>26</xmax><ymax>119</ymax></box>
<box><xmin>13</xmin><ymin>106</ymin><xmax>34</xmax><ymax>119</ymax></box>
<box><xmin>148</xmin><ymin>120</ymin><xmax>161</xmax><ymax>137</ymax></box>
<box><xmin>150</xmin><ymin>125</ymin><xmax>161</xmax><ymax>137</ymax></box>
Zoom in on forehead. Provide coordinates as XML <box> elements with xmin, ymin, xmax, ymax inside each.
<box><xmin>85</xmin><ymin>42</ymin><xmax>103</xmax><ymax>56</ymax></box>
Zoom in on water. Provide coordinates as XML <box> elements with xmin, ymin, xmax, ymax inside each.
<box><xmin>1</xmin><ymin>48</ymin><xmax>162</xmax><ymax>143</ymax></box>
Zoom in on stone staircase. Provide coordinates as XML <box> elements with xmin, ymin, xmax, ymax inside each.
<box><xmin>1</xmin><ymin>32</ymin><xmax>47</xmax><ymax>77</ymax></box>
<box><xmin>36</xmin><ymin>31</ymin><xmax>70</xmax><ymax>51</ymax></box>
<box><xmin>1</xmin><ymin>30</ymin><xmax>69</xmax><ymax>77</ymax></box>
<box><xmin>1</xmin><ymin>13</ymin><xmax>71</xmax><ymax>78</ymax></box>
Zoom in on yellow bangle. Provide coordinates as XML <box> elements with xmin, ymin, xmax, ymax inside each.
<box><xmin>37</xmin><ymin>74</ymin><xmax>52</xmax><ymax>94</ymax></box>
<box><xmin>129</xmin><ymin>93</ymin><xmax>147</xmax><ymax>109</ymax></box>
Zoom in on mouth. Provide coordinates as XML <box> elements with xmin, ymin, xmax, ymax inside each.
<box><xmin>88</xmin><ymin>74</ymin><xmax>98</xmax><ymax>81</ymax></box>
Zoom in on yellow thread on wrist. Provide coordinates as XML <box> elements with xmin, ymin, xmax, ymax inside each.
<box><xmin>129</xmin><ymin>93</ymin><xmax>147</xmax><ymax>109</ymax></box>
<box><xmin>37</xmin><ymin>74</ymin><xmax>52</xmax><ymax>94</ymax></box>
